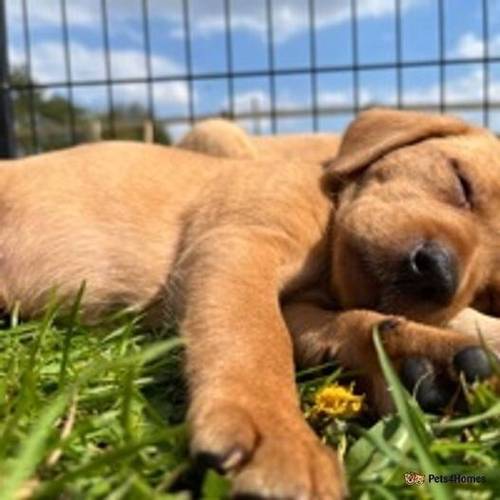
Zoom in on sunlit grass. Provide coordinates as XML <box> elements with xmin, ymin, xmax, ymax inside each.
<box><xmin>0</xmin><ymin>301</ymin><xmax>498</xmax><ymax>499</ymax></box>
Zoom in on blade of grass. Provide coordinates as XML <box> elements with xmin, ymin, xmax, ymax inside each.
<box><xmin>36</xmin><ymin>430</ymin><xmax>184</xmax><ymax>498</ymax></box>
<box><xmin>28</xmin><ymin>290</ymin><xmax>59</xmax><ymax>367</ymax></box>
<box><xmin>432</xmin><ymin>401</ymin><xmax>500</xmax><ymax>430</ymax></box>
<box><xmin>58</xmin><ymin>281</ymin><xmax>86</xmax><ymax>388</ymax></box>
<box><xmin>1</xmin><ymin>393</ymin><xmax>69</xmax><ymax>500</ymax></box>
<box><xmin>373</xmin><ymin>327</ymin><xmax>451</xmax><ymax>500</ymax></box>
<box><xmin>121</xmin><ymin>365</ymin><xmax>137</xmax><ymax>442</ymax></box>
<box><xmin>365</xmin><ymin>482</ymin><xmax>401</xmax><ymax>500</ymax></box>
<box><xmin>72</xmin><ymin>337</ymin><xmax>183</xmax><ymax>389</ymax></box>
<box><xmin>348</xmin><ymin>422</ymin><xmax>417</xmax><ymax>473</ymax></box>
<box><xmin>475</xmin><ymin>321</ymin><xmax>500</xmax><ymax>377</ymax></box>
<box><xmin>0</xmin><ymin>294</ymin><xmax>60</xmax><ymax>456</ymax></box>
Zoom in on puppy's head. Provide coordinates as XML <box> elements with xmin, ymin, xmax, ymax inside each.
<box><xmin>324</xmin><ymin>108</ymin><xmax>500</xmax><ymax>325</ymax></box>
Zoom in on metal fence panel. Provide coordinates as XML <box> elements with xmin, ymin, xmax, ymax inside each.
<box><xmin>0</xmin><ymin>0</ymin><xmax>497</xmax><ymax>157</ymax></box>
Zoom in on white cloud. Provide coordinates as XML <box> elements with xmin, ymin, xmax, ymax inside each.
<box><xmin>171</xmin><ymin>0</ymin><xmax>425</xmax><ymax>42</ymax></box>
<box><xmin>7</xmin><ymin>0</ymin><xmax>426</xmax><ymax>44</ymax></box>
<box><xmin>454</xmin><ymin>32</ymin><xmax>500</xmax><ymax>58</ymax></box>
<box><xmin>227</xmin><ymin>66</ymin><xmax>500</xmax><ymax>128</ymax></box>
<box><xmin>456</xmin><ymin>33</ymin><xmax>486</xmax><ymax>58</ymax></box>
<box><xmin>318</xmin><ymin>90</ymin><xmax>353</xmax><ymax>106</ymax></box>
<box><xmin>445</xmin><ymin>70</ymin><xmax>484</xmax><ymax>103</ymax></box>
<box><xmin>12</xmin><ymin>41</ymin><xmax>183</xmax><ymax>82</ymax></box>
<box><xmin>6</xmin><ymin>0</ymin><xmax>95</xmax><ymax>28</ymax></box>
<box><xmin>224</xmin><ymin>87</ymin><xmax>371</xmax><ymax>135</ymax></box>
<box><xmin>6</xmin><ymin>0</ymin><xmax>141</xmax><ymax>29</ymax></box>
<box><xmin>10</xmin><ymin>41</ymin><xmax>191</xmax><ymax>109</ymax></box>
<box><xmin>404</xmin><ymin>68</ymin><xmax>500</xmax><ymax>106</ymax></box>
<box><xmin>231</xmin><ymin>90</ymin><xmax>270</xmax><ymax>112</ymax></box>
<box><xmin>319</xmin><ymin>88</ymin><xmax>374</xmax><ymax>107</ymax></box>
<box><xmin>165</xmin><ymin>122</ymin><xmax>191</xmax><ymax>142</ymax></box>
<box><xmin>230</xmin><ymin>88</ymin><xmax>314</xmax><ymax>113</ymax></box>
<box><xmin>221</xmin><ymin>90</ymin><xmax>271</xmax><ymax>133</ymax></box>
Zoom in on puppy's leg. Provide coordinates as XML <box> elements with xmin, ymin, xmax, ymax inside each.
<box><xmin>284</xmin><ymin>301</ymin><xmax>495</xmax><ymax>415</ymax></box>
<box><xmin>177</xmin><ymin>233</ymin><xmax>345</xmax><ymax>499</ymax></box>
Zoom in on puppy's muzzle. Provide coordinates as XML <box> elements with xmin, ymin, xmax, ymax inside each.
<box><xmin>398</xmin><ymin>241</ymin><xmax>458</xmax><ymax>305</ymax></box>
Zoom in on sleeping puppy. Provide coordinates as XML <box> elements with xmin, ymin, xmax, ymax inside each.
<box><xmin>1</xmin><ymin>108</ymin><xmax>499</xmax><ymax>499</ymax></box>
<box><xmin>178</xmin><ymin>116</ymin><xmax>500</xmax><ymax>358</ymax></box>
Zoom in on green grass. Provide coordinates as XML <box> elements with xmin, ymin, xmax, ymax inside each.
<box><xmin>0</xmin><ymin>301</ymin><xmax>499</xmax><ymax>499</ymax></box>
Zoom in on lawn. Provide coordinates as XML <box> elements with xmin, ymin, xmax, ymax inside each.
<box><xmin>0</xmin><ymin>294</ymin><xmax>499</xmax><ymax>500</ymax></box>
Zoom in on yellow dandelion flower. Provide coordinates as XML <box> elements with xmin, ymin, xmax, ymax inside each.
<box><xmin>309</xmin><ymin>383</ymin><xmax>364</xmax><ymax>419</ymax></box>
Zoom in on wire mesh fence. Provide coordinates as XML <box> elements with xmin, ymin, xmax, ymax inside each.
<box><xmin>0</xmin><ymin>0</ymin><xmax>499</xmax><ymax>157</ymax></box>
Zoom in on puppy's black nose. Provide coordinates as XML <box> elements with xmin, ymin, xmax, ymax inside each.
<box><xmin>400</xmin><ymin>241</ymin><xmax>458</xmax><ymax>305</ymax></box>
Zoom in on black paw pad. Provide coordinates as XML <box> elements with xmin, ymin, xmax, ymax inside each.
<box><xmin>453</xmin><ymin>346</ymin><xmax>493</xmax><ymax>383</ymax></box>
<box><xmin>401</xmin><ymin>357</ymin><xmax>454</xmax><ymax>413</ymax></box>
<box><xmin>401</xmin><ymin>357</ymin><xmax>433</xmax><ymax>388</ymax></box>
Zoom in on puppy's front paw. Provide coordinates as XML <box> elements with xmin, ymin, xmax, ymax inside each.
<box><xmin>377</xmin><ymin>319</ymin><xmax>495</xmax><ymax>413</ymax></box>
<box><xmin>328</xmin><ymin>312</ymin><xmax>496</xmax><ymax>415</ymax></box>
<box><xmin>189</xmin><ymin>401</ymin><xmax>346</xmax><ymax>499</ymax></box>
<box><xmin>399</xmin><ymin>346</ymin><xmax>494</xmax><ymax>412</ymax></box>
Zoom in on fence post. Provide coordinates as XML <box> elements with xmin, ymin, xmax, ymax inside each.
<box><xmin>90</xmin><ymin>120</ymin><xmax>102</xmax><ymax>141</ymax></box>
<box><xmin>0</xmin><ymin>0</ymin><xmax>15</xmax><ymax>158</ymax></box>
<box><xmin>143</xmin><ymin>119</ymin><xmax>154</xmax><ymax>143</ymax></box>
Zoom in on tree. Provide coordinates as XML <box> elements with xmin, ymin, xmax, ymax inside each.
<box><xmin>99</xmin><ymin>103</ymin><xmax>171</xmax><ymax>144</ymax></box>
<box><xmin>9</xmin><ymin>66</ymin><xmax>171</xmax><ymax>156</ymax></box>
<box><xmin>10</xmin><ymin>67</ymin><xmax>86</xmax><ymax>154</ymax></box>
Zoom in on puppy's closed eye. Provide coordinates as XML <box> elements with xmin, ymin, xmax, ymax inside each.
<box><xmin>450</xmin><ymin>159</ymin><xmax>473</xmax><ymax>210</ymax></box>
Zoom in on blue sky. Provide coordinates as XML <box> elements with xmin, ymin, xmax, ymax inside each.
<box><xmin>6</xmin><ymin>0</ymin><xmax>500</xmax><ymax>140</ymax></box>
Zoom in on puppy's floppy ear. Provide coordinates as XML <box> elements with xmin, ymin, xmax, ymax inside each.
<box><xmin>323</xmin><ymin>107</ymin><xmax>471</xmax><ymax>193</ymax></box>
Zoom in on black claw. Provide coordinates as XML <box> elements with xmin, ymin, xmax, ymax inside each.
<box><xmin>195</xmin><ymin>451</ymin><xmax>228</xmax><ymax>474</ymax></box>
<box><xmin>401</xmin><ymin>357</ymin><xmax>454</xmax><ymax>413</ymax></box>
<box><xmin>195</xmin><ymin>445</ymin><xmax>246</xmax><ymax>475</ymax></box>
<box><xmin>453</xmin><ymin>346</ymin><xmax>493</xmax><ymax>383</ymax></box>
<box><xmin>169</xmin><ymin>459</ymin><xmax>206</xmax><ymax>497</ymax></box>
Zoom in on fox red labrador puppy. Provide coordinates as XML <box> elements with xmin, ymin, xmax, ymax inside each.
<box><xmin>1</xmin><ymin>108</ymin><xmax>499</xmax><ymax>499</ymax></box>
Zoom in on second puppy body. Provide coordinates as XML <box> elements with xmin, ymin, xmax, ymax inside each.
<box><xmin>177</xmin><ymin>117</ymin><xmax>342</xmax><ymax>164</ymax></box>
